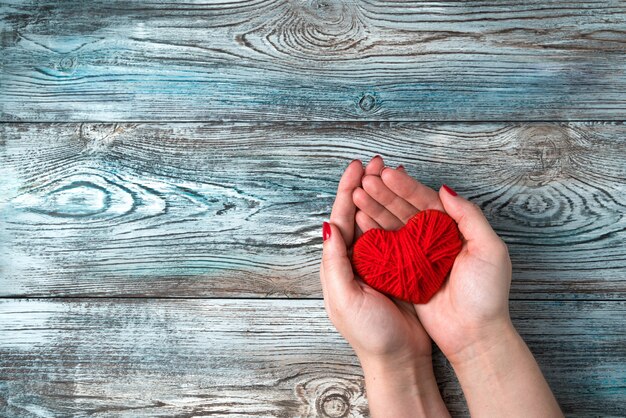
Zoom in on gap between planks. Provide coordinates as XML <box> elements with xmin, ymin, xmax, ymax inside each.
<box><xmin>2</xmin><ymin>119</ymin><xmax>626</xmax><ymax>124</ymax></box>
<box><xmin>0</xmin><ymin>297</ymin><xmax>623</xmax><ymax>303</ymax></box>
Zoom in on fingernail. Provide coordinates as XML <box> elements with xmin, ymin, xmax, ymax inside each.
<box><xmin>350</xmin><ymin>159</ymin><xmax>363</xmax><ymax>169</ymax></box>
<box><xmin>322</xmin><ymin>222</ymin><xmax>331</xmax><ymax>241</ymax></box>
<box><xmin>397</xmin><ymin>164</ymin><xmax>404</xmax><ymax>170</ymax></box>
<box><xmin>442</xmin><ymin>184</ymin><xmax>457</xmax><ymax>196</ymax></box>
<box><xmin>373</xmin><ymin>154</ymin><xmax>381</xmax><ymax>159</ymax></box>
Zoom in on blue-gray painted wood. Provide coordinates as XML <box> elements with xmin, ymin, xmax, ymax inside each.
<box><xmin>1</xmin><ymin>122</ymin><xmax>624</xmax><ymax>298</ymax></box>
<box><xmin>0</xmin><ymin>299</ymin><xmax>624</xmax><ymax>417</ymax></box>
<box><xmin>1</xmin><ymin>1</ymin><xmax>625</xmax><ymax>416</ymax></box>
<box><xmin>1</xmin><ymin>1</ymin><xmax>625</xmax><ymax>121</ymax></box>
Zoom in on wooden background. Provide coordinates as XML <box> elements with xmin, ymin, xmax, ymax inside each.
<box><xmin>1</xmin><ymin>1</ymin><xmax>625</xmax><ymax>416</ymax></box>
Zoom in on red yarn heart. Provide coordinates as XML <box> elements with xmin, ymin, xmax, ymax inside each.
<box><xmin>351</xmin><ymin>209</ymin><xmax>462</xmax><ymax>304</ymax></box>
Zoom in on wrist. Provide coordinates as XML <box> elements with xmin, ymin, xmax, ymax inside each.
<box><xmin>448</xmin><ymin>320</ymin><xmax>564</xmax><ymax>417</ymax></box>
<box><xmin>449</xmin><ymin>318</ymin><xmax>522</xmax><ymax>386</ymax></box>
<box><xmin>360</xmin><ymin>354</ymin><xmax>450</xmax><ymax>418</ymax></box>
<box><xmin>445</xmin><ymin>315</ymin><xmax>516</xmax><ymax>369</ymax></box>
<box><xmin>361</xmin><ymin>353</ymin><xmax>434</xmax><ymax>395</ymax></box>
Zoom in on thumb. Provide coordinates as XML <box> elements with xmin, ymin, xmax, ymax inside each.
<box><xmin>321</xmin><ymin>222</ymin><xmax>360</xmax><ymax>296</ymax></box>
<box><xmin>438</xmin><ymin>184</ymin><xmax>503</xmax><ymax>254</ymax></box>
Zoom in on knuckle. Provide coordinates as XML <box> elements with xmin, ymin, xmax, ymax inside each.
<box><xmin>322</xmin><ymin>260</ymin><xmax>337</xmax><ymax>277</ymax></box>
<box><xmin>353</xmin><ymin>188</ymin><xmax>368</xmax><ymax>207</ymax></box>
<box><xmin>361</xmin><ymin>174</ymin><xmax>373</xmax><ymax>189</ymax></box>
<box><xmin>322</xmin><ymin>252</ymin><xmax>337</xmax><ymax>269</ymax></box>
<box><xmin>470</xmin><ymin>202</ymin><xmax>483</xmax><ymax>215</ymax></box>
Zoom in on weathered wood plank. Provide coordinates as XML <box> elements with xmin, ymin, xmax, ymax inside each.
<box><xmin>1</xmin><ymin>1</ymin><xmax>625</xmax><ymax>121</ymax></box>
<box><xmin>1</xmin><ymin>122</ymin><xmax>624</xmax><ymax>298</ymax></box>
<box><xmin>0</xmin><ymin>299</ymin><xmax>624</xmax><ymax>417</ymax></box>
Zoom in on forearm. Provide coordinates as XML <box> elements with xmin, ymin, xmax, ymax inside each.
<box><xmin>451</xmin><ymin>321</ymin><xmax>563</xmax><ymax>417</ymax></box>
<box><xmin>361</xmin><ymin>356</ymin><xmax>450</xmax><ymax>418</ymax></box>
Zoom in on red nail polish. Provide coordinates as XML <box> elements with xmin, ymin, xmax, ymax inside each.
<box><xmin>322</xmin><ymin>222</ymin><xmax>331</xmax><ymax>241</ymax></box>
<box><xmin>442</xmin><ymin>184</ymin><xmax>457</xmax><ymax>196</ymax></box>
<box><xmin>397</xmin><ymin>165</ymin><xmax>404</xmax><ymax>170</ymax></box>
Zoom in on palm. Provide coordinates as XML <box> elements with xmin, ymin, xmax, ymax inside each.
<box><xmin>321</xmin><ymin>229</ymin><xmax>432</xmax><ymax>359</ymax></box>
<box><xmin>414</xmin><ymin>243</ymin><xmax>510</xmax><ymax>359</ymax></box>
<box><xmin>346</xmin><ymin>278</ymin><xmax>432</xmax><ymax>359</ymax></box>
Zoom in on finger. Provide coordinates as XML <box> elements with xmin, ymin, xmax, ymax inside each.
<box><xmin>355</xmin><ymin>210</ymin><xmax>382</xmax><ymax>233</ymax></box>
<box><xmin>438</xmin><ymin>184</ymin><xmax>505</xmax><ymax>256</ymax></box>
<box><xmin>362</xmin><ymin>174</ymin><xmax>419</xmax><ymax>223</ymax></box>
<box><xmin>397</xmin><ymin>164</ymin><xmax>405</xmax><ymax>172</ymax></box>
<box><xmin>365</xmin><ymin>154</ymin><xmax>385</xmax><ymax>176</ymax></box>
<box><xmin>322</xmin><ymin>222</ymin><xmax>361</xmax><ymax>296</ymax></box>
<box><xmin>330</xmin><ymin>159</ymin><xmax>364</xmax><ymax>246</ymax></box>
<box><xmin>352</xmin><ymin>186</ymin><xmax>404</xmax><ymax>230</ymax></box>
<box><xmin>392</xmin><ymin>298</ymin><xmax>419</xmax><ymax>318</ymax></box>
<box><xmin>380</xmin><ymin>167</ymin><xmax>444</xmax><ymax>211</ymax></box>
<box><xmin>354</xmin><ymin>221</ymin><xmax>364</xmax><ymax>241</ymax></box>
<box><xmin>319</xmin><ymin>260</ymin><xmax>336</xmax><ymax>319</ymax></box>
<box><xmin>319</xmin><ymin>260</ymin><xmax>329</xmax><ymax>302</ymax></box>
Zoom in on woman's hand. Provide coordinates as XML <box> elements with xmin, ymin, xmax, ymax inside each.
<box><xmin>321</xmin><ymin>159</ymin><xmax>431</xmax><ymax>361</ymax></box>
<box><xmin>352</xmin><ymin>157</ymin><xmax>562</xmax><ymax>417</ymax></box>
<box><xmin>352</xmin><ymin>159</ymin><xmax>512</xmax><ymax>364</ymax></box>
<box><xmin>320</xmin><ymin>158</ymin><xmax>450</xmax><ymax>418</ymax></box>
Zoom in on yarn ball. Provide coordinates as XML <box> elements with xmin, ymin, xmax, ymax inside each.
<box><xmin>351</xmin><ymin>209</ymin><xmax>462</xmax><ymax>304</ymax></box>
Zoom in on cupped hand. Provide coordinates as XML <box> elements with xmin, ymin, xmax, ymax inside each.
<box><xmin>351</xmin><ymin>156</ymin><xmax>513</xmax><ymax>366</ymax></box>
<box><xmin>320</xmin><ymin>158</ymin><xmax>432</xmax><ymax>365</ymax></box>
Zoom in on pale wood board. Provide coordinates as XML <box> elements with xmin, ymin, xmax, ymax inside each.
<box><xmin>0</xmin><ymin>299</ymin><xmax>624</xmax><ymax>417</ymax></box>
<box><xmin>1</xmin><ymin>122</ymin><xmax>624</xmax><ymax>298</ymax></box>
<box><xmin>1</xmin><ymin>1</ymin><xmax>625</xmax><ymax>121</ymax></box>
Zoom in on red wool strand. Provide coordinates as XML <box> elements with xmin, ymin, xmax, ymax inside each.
<box><xmin>351</xmin><ymin>209</ymin><xmax>462</xmax><ymax>304</ymax></box>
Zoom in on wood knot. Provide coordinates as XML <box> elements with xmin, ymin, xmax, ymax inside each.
<box><xmin>317</xmin><ymin>387</ymin><xmax>350</xmax><ymax>417</ymax></box>
<box><xmin>259</xmin><ymin>1</ymin><xmax>367</xmax><ymax>59</ymax></box>
<box><xmin>78</xmin><ymin>123</ymin><xmax>127</xmax><ymax>154</ymax></box>
<box><xmin>516</xmin><ymin>125</ymin><xmax>571</xmax><ymax>184</ymax></box>
<box><xmin>358</xmin><ymin>94</ymin><xmax>376</xmax><ymax>112</ymax></box>
<box><xmin>296</xmin><ymin>376</ymin><xmax>367</xmax><ymax>417</ymax></box>
<box><xmin>12</xmin><ymin>175</ymin><xmax>114</xmax><ymax>219</ymax></box>
<box><xmin>57</xmin><ymin>55</ymin><xmax>78</xmax><ymax>73</ymax></box>
<box><xmin>309</xmin><ymin>0</ymin><xmax>338</xmax><ymax>17</ymax></box>
<box><xmin>9</xmin><ymin>171</ymin><xmax>165</xmax><ymax>224</ymax></box>
<box><xmin>506</xmin><ymin>191</ymin><xmax>563</xmax><ymax>227</ymax></box>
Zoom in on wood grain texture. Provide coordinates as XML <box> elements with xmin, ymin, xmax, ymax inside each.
<box><xmin>0</xmin><ymin>299</ymin><xmax>624</xmax><ymax>417</ymax></box>
<box><xmin>1</xmin><ymin>0</ymin><xmax>625</xmax><ymax>121</ymax></box>
<box><xmin>1</xmin><ymin>122</ymin><xmax>625</xmax><ymax>298</ymax></box>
